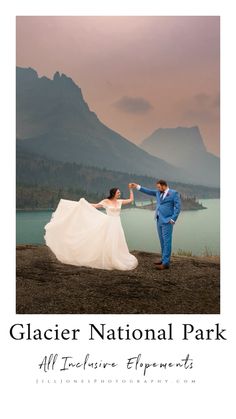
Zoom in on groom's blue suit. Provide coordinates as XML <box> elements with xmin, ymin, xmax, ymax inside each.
<box><xmin>138</xmin><ymin>186</ymin><xmax>181</xmax><ymax>265</ymax></box>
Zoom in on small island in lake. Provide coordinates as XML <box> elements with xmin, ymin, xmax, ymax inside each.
<box><xmin>136</xmin><ymin>196</ymin><xmax>207</xmax><ymax>211</ymax></box>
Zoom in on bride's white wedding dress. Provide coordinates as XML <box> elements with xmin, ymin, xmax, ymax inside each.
<box><xmin>44</xmin><ymin>198</ymin><xmax>138</xmax><ymax>270</ymax></box>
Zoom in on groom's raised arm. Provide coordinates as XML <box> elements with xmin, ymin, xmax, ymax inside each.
<box><xmin>134</xmin><ymin>184</ymin><xmax>157</xmax><ymax>197</ymax></box>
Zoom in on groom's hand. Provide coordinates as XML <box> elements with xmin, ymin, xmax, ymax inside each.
<box><xmin>129</xmin><ymin>183</ymin><xmax>138</xmax><ymax>188</ymax></box>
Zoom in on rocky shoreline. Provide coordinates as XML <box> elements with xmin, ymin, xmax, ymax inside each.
<box><xmin>16</xmin><ymin>245</ymin><xmax>220</xmax><ymax>314</ymax></box>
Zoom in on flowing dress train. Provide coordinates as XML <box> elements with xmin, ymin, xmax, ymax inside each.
<box><xmin>44</xmin><ymin>198</ymin><xmax>138</xmax><ymax>270</ymax></box>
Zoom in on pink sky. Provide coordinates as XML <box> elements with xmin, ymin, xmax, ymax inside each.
<box><xmin>16</xmin><ymin>16</ymin><xmax>220</xmax><ymax>155</ymax></box>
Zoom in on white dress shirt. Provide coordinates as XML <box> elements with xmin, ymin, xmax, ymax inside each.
<box><xmin>161</xmin><ymin>187</ymin><xmax>169</xmax><ymax>200</ymax></box>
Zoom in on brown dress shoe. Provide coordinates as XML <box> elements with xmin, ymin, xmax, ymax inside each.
<box><xmin>155</xmin><ymin>264</ymin><xmax>169</xmax><ymax>270</ymax></box>
<box><xmin>154</xmin><ymin>261</ymin><xmax>163</xmax><ymax>265</ymax></box>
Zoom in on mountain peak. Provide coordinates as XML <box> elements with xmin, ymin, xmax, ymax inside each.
<box><xmin>53</xmin><ymin>71</ymin><xmax>61</xmax><ymax>81</ymax></box>
<box><xmin>143</xmin><ymin>126</ymin><xmax>207</xmax><ymax>153</ymax></box>
<box><xmin>16</xmin><ymin>66</ymin><xmax>38</xmax><ymax>81</ymax></box>
<box><xmin>16</xmin><ymin>66</ymin><xmax>219</xmax><ymax>187</ymax></box>
<box><xmin>153</xmin><ymin>125</ymin><xmax>200</xmax><ymax>135</ymax></box>
<box><xmin>141</xmin><ymin>126</ymin><xmax>219</xmax><ymax>186</ymax></box>
<box><xmin>16</xmin><ymin>66</ymin><xmax>96</xmax><ymax>139</ymax></box>
<box><xmin>52</xmin><ymin>71</ymin><xmax>79</xmax><ymax>87</ymax></box>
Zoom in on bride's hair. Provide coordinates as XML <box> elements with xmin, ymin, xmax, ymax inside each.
<box><xmin>107</xmin><ymin>187</ymin><xmax>119</xmax><ymax>199</ymax></box>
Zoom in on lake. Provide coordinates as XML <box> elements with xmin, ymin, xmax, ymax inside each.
<box><xmin>16</xmin><ymin>199</ymin><xmax>220</xmax><ymax>256</ymax></box>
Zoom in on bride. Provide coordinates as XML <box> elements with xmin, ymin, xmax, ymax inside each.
<box><xmin>44</xmin><ymin>185</ymin><xmax>138</xmax><ymax>271</ymax></box>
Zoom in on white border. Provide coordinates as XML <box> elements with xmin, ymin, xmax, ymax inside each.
<box><xmin>1</xmin><ymin>1</ymin><xmax>235</xmax><ymax>417</ymax></box>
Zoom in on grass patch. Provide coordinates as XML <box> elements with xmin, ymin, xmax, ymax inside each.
<box><xmin>172</xmin><ymin>246</ymin><xmax>219</xmax><ymax>258</ymax></box>
<box><xmin>202</xmin><ymin>246</ymin><xmax>213</xmax><ymax>257</ymax></box>
<box><xmin>173</xmin><ymin>248</ymin><xmax>193</xmax><ymax>257</ymax></box>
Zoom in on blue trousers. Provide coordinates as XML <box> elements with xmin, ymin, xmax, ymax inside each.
<box><xmin>156</xmin><ymin>221</ymin><xmax>173</xmax><ymax>265</ymax></box>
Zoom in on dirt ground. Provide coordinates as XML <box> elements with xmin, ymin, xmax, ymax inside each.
<box><xmin>16</xmin><ymin>245</ymin><xmax>220</xmax><ymax>314</ymax></box>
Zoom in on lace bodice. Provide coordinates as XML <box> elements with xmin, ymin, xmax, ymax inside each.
<box><xmin>100</xmin><ymin>199</ymin><xmax>122</xmax><ymax>217</ymax></box>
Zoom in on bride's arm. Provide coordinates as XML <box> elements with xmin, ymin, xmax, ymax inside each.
<box><xmin>121</xmin><ymin>188</ymin><xmax>134</xmax><ymax>205</ymax></box>
<box><xmin>91</xmin><ymin>203</ymin><xmax>104</xmax><ymax>208</ymax></box>
<box><xmin>90</xmin><ymin>199</ymin><xmax>107</xmax><ymax>209</ymax></box>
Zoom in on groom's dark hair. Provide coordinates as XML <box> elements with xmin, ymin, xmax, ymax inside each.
<box><xmin>156</xmin><ymin>179</ymin><xmax>167</xmax><ymax>186</ymax></box>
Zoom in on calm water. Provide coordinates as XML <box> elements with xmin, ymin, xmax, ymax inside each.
<box><xmin>16</xmin><ymin>199</ymin><xmax>220</xmax><ymax>256</ymax></box>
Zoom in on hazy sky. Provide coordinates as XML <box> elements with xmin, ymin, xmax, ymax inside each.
<box><xmin>16</xmin><ymin>16</ymin><xmax>220</xmax><ymax>155</ymax></box>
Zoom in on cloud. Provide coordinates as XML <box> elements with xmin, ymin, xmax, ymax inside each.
<box><xmin>181</xmin><ymin>92</ymin><xmax>220</xmax><ymax>123</ymax></box>
<box><xmin>113</xmin><ymin>96</ymin><xmax>153</xmax><ymax>114</ymax></box>
<box><xmin>194</xmin><ymin>93</ymin><xmax>220</xmax><ymax>109</ymax></box>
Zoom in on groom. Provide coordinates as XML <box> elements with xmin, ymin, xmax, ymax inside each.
<box><xmin>129</xmin><ymin>180</ymin><xmax>181</xmax><ymax>270</ymax></box>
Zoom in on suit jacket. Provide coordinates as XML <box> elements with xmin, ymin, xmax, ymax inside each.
<box><xmin>139</xmin><ymin>186</ymin><xmax>181</xmax><ymax>224</ymax></box>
